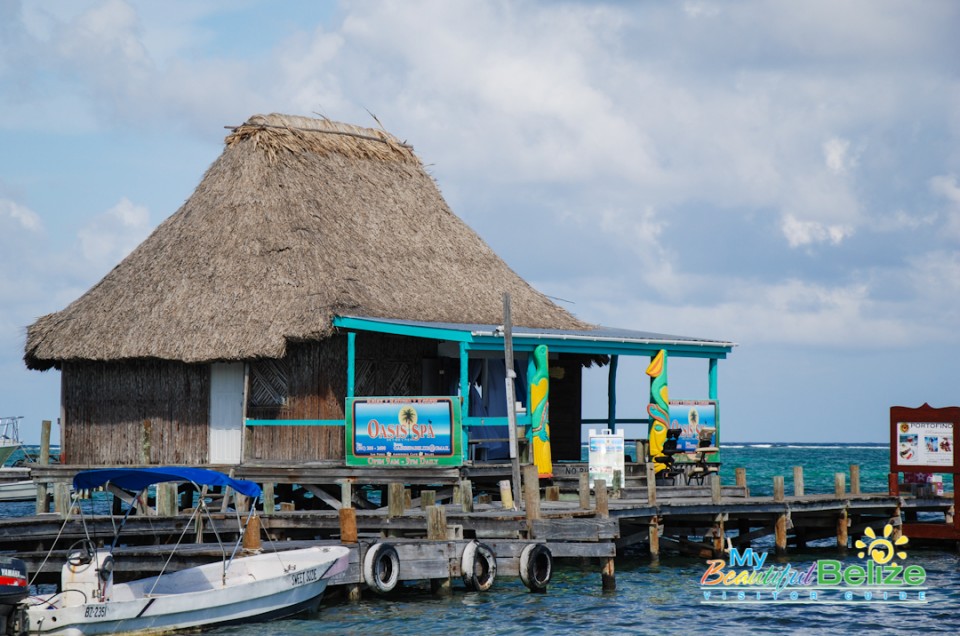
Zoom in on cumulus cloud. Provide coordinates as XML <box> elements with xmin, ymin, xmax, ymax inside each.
<box><xmin>823</xmin><ymin>137</ymin><xmax>853</xmax><ymax>175</ymax></box>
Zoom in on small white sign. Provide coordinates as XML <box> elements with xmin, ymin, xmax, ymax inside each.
<box><xmin>588</xmin><ymin>429</ymin><xmax>625</xmax><ymax>489</ymax></box>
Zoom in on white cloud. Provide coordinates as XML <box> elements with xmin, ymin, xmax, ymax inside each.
<box><xmin>0</xmin><ymin>199</ymin><xmax>43</xmax><ymax>233</ymax></box>
<box><xmin>781</xmin><ymin>214</ymin><xmax>851</xmax><ymax>248</ymax></box>
<box><xmin>930</xmin><ymin>174</ymin><xmax>960</xmax><ymax>240</ymax></box>
<box><xmin>76</xmin><ymin>197</ymin><xmax>151</xmax><ymax>270</ymax></box>
<box><xmin>823</xmin><ymin>137</ymin><xmax>853</xmax><ymax>175</ymax></box>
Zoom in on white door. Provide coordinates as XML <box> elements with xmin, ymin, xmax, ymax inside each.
<box><xmin>209</xmin><ymin>363</ymin><xmax>245</xmax><ymax>464</ymax></box>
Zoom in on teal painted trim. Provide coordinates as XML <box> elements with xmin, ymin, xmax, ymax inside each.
<box><xmin>347</xmin><ymin>331</ymin><xmax>356</xmax><ymax>398</ymax></box>
<box><xmin>607</xmin><ymin>354</ymin><xmax>618</xmax><ymax>433</ymax></box>
<box><xmin>466</xmin><ymin>338</ymin><xmax>731</xmax><ymax>358</ymax></box>
<box><xmin>246</xmin><ymin>419</ymin><xmax>345</xmax><ymax>427</ymax></box>
<box><xmin>459</xmin><ymin>342</ymin><xmax>469</xmax><ymax>416</ymax></box>
<box><xmin>465</xmin><ymin>415</ymin><xmax>533</xmax><ymax>427</ymax></box>
<box><xmin>707</xmin><ymin>359</ymin><xmax>718</xmax><ymax>400</ymax></box>
<box><xmin>333</xmin><ymin>316</ymin><xmax>473</xmax><ymax>342</ymax></box>
<box><xmin>708</xmin><ymin>358</ymin><xmax>718</xmax><ymax>400</ymax></box>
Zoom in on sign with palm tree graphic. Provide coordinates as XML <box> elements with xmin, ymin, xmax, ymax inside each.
<box><xmin>346</xmin><ymin>396</ymin><xmax>464</xmax><ymax>466</ymax></box>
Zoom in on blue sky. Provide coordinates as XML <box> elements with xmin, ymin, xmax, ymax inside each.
<box><xmin>1</xmin><ymin>1</ymin><xmax>958</xmax><ymax>444</ymax></box>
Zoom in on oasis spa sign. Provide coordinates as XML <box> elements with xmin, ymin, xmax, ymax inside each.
<box><xmin>346</xmin><ymin>396</ymin><xmax>464</xmax><ymax>467</ymax></box>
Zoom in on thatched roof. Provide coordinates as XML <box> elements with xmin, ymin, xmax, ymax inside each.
<box><xmin>25</xmin><ymin>114</ymin><xmax>589</xmax><ymax>370</ymax></box>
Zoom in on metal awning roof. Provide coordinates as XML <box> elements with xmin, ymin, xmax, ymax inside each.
<box><xmin>333</xmin><ymin>316</ymin><xmax>736</xmax><ymax>358</ymax></box>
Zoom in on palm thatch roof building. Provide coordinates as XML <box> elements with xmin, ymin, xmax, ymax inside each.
<box><xmin>25</xmin><ymin>114</ymin><xmax>733</xmax><ymax>467</ymax></box>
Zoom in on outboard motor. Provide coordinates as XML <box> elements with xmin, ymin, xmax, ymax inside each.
<box><xmin>0</xmin><ymin>556</ymin><xmax>28</xmax><ymax>636</ymax></box>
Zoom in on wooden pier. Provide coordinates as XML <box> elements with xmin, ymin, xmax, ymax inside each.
<box><xmin>1</xmin><ymin>461</ymin><xmax>953</xmax><ymax>598</ymax></box>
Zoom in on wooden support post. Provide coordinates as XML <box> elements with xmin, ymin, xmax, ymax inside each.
<box><xmin>279</xmin><ymin>502</ymin><xmax>295</xmax><ymax>512</ymax></box>
<box><xmin>545</xmin><ymin>485</ymin><xmax>560</xmax><ymax>502</ymax></box>
<box><xmin>340</xmin><ymin>481</ymin><xmax>353</xmax><ymax>509</ymax></box>
<box><xmin>263</xmin><ymin>483</ymin><xmax>275</xmax><ymax>517</ymax></box>
<box><xmin>579</xmin><ymin>473</ymin><xmax>590</xmax><ymax>510</ymax></box>
<box><xmin>735</xmin><ymin>467</ymin><xmax>747</xmax><ymax>496</ymax></box>
<box><xmin>649</xmin><ymin>516</ymin><xmax>660</xmax><ymax>560</ymax></box>
<box><xmin>793</xmin><ymin>466</ymin><xmax>804</xmax><ymax>497</ymax></box>
<box><xmin>601</xmin><ymin>557</ymin><xmax>616</xmax><ymax>592</ymax></box>
<box><xmin>837</xmin><ymin>508</ymin><xmax>849</xmax><ymax>549</ymax></box>
<box><xmin>388</xmin><ymin>483</ymin><xmax>406</xmax><ymax>516</ymax></box>
<box><xmin>595</xmin><ymin>479</ymin><xmax>609</xmax><ymax>519</ymax></box>
<box><xmin>54</xmin><ymin>483</ymin><xmax>70</xmax><ymax>517</ymax></box>
<box><xmin>404</xmin><ymin>488</ymin><xmax>412</xmax><ymax>510</ymax></box>
<box><xmin>835</xmin><ymin>473</ymin><xmax>846</xmax><ymax>498</ymax></box>
<box><xmin>710</xmin><ymin>474</ymin><xmax>722</xmax><ymax>504</ymax></box>
<box><xmin>523</xmin><ymin>464</ymin><xmax>541</xmax><ymax>527</ymax></box>
<box><xmin>36</xmin><ymin>420</ymin><xmax>52</xmax><ymax>515</ymax></box>
<box><xmin>499</xmin><ymin>480</ymin><xmax>514</xmax><ymax>510</ymax></box>
<box><xmin>478</xmin><ymin>493</ymin><xmax>492</xmax><ymax>504</ymax></box>
<box><xmin>645</xmin><ymin>462</ymin><xmax>656</xmax><ymax>506</ymax></box>
<box><xmin>243</xmin><ymin>515</ymin><xmax>262</xmax><ymax>551</ymax></box>
<box><xmin>773</xmin><ymin>476</ymin><xmax>785</xmax><ymax>503</ymax></box>
<box><xmin>850</xmin><ymin>465</ymin><xmax>861</xmax><ymax>495</ymax></box>
<box><xmin>612</xmin><ymin>470</ymin><xmax>622</xmax><ymax>499</ymax></box>
<box><xmin>157</xmin><ymin>483</ymin><xmax>177</xmax><ymax>517</ymax></box>
<box><xmin>775</xmin><ymin>513</ymin><xmax>788</xmax><ymax>556</ymax></box>
<box><xmin>339</xmin><ymin>508</ymin><xmax>358</xmax><ymax>543</ymax></box>
<box><xmin>427</xmin><ymin>505</ymin><xmax>447</xmax><ymax>540</ymax></box>
<box><xmin>453</xmin><ymin>484</ymin><xmax>462</xmax><ymax>505</ymax></box>
<box><xmin>713</xmin><ymin>517</ymin><xmax>726</xmax><ymax>555</ymax></box>
<box><xmin>421</xmin><ymin>490</ymin><xmax>436</xmax><ymax>508</ymax></box>
<box><xmin>460</xmin><ymin>480</ymin><xmax>474</xmax><ymax>513</ymax></box>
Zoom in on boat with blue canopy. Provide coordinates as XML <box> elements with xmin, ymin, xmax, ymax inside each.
<box><xmin>2</xmin><ymin>467</ymin><xmax>349</xmax><ymax>636</ymax></box>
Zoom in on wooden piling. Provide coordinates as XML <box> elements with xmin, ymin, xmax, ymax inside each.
<box><xmin>263</xmin><ymin>482</ymin><xmax>275</xmax><ymax>517</ymax></box>
<box><xmin>157</xmin><ymin>483</ymin><xmax>177</xmax><ymax>517</ymax></box>
<box><xmin>775</xmin><ymin>513</ymin><xmax>788</xmax><ymax>555</ymax></box>
<box><xmin>421</xmin><ymin>490</ymin><xmax>436</xmax><ymax>508</ymax></box>
<box><xmin>649</xmin><ymin>516</ymin><xmax>660</xmax><ymax>560</ymax></box>
<box><xmin>773</xmin><ymin>476</ymin><xmax>785</xmax><ymax>503</ymax></box>
<box><xmin>595</xmin><ymin>479</ymin><xmax>609</xmax><ymax>519</ymax></box>
<box><xmin>339</xmin><ymin>508</ymin><xmax>358</xmax><ymax>543</ymax></box>
<box><xmin>602</xmin><ymin>557</ymin><xmax>616</xmax><ymax>591</ymax></box>
<box><xmin>793</xmin><ymin>466</ymin><xmax>804</xmax><ymax>497</ymax></box>
<box><xmin>461</xmin><ymin>480</ymin><xmax>474</xmax><ymax>513</ymax></box>
<box><xmin>734</xmin><ymin>467</ymin><xmax>749</xmax><ymax>497</ymax></box>
<box><xmin>427</xmin><ymin>505</ymin><xmax>447</xmax><ymax>541</ymax></box>
<box><xmin>36</xmin><ymin>420</ymin><xmax>51</xmax><ymax>515</ymax></box>
<box><xmin>835</xmin><ymin>473</ymin><xmax>846</xmax><ymax>498</ymax></box>
<box><xmin>522</xmin><ymin>464</ymin><xmax>541</xmax><ymax>526</ymax></box>
<box><xmin>710</xmin><ymin>474</ymin><xmax>722</xmax><ymax>504</ymax></box>
<box><xmin>837</xmin><ymin>508</ymin><xmax>849</xmax><ymax>549</ymax></box>
<box><xmin>404</xmin><ymin>488</ymin><xmax>413</xmax><ymax>510</ymax></box>
<box><xmin>713</xmin><ymin>517</ymin><xmax>726</xmax><ymax>555</ymax></box>
<box><xmin>340</xmin><ymin>480</ymin><xmax>353</xmax><ymax>508</ymax></box>
<box><xmin>54</xmin><ymin>483</ymin><xmax>70</xmax><ymax>517</ymax></box>
<box><xmin>499</xmin><ymin>480</ymin><xmax>514</xmax><ymax>510</ymax></box>
<box><xmin>612</xmin><ymin>470</ymin><xmax>623</xmax><ymax>499</ymax></box>
<box><xmin>546</xmin><ymin>486</ymin><xmax>560</xmax><ymax>502</ymax></box>
<box><xmin>645</xmin><ymin>463</ymin><xmax>656</xmax><ymax>506</ymax></box>
<box><xmin>850</xmin><ymin>465</ymin><xmax>861</xmax><ymax>495</ymax></box>
<box><xmin>579</xmin><ymin>473</ymin><xmax>590</xmax><ymax>510</ymax></box>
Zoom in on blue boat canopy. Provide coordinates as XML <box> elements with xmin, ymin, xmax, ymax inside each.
<box><xmin>73</xmin><ymin>467</ymin><xmax>262</xmax><ymax>499</ymax></box>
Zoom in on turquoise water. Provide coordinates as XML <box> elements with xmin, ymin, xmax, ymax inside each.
<box><xmin>4</xmin><ymin>444</ymin><xmax>959</xmax><ymax>634</ymax></box>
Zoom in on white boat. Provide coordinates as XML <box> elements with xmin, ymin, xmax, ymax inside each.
<box><xmin>0</xmin><ymin>417</ymin><xmax>24</xmax><ymax>467</ymax></box>
<box><xmin>0</xmin><ymin>475</ymin><xmax>34</xmax><ymax>502</ymax></box>
<box><xmin>6</xmin><ymin>467</ymin><xmax>350</xmax><ymax>635</ymax></box>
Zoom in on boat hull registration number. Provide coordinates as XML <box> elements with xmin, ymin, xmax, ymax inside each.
<box><xmin>290</xmin><ymin>568</ymin><xmax>319</xmax><ymax>587</ymax></box>
<box><xmin>84</xmin><ymin>605</ymin><xmax>107</xmax><ymax>618</ymax></box>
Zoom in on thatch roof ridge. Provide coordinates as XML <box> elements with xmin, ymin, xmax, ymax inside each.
<box><xmin>24</xmin><ymin>113</ymin><xmax>589</xmax><ymax>371</ymax></box>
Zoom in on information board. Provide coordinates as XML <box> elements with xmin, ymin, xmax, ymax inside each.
<box><xmin>588</xmin><ymin>429</ymin><xmax>625</xmax><ymax>489</ymax></box>
<box><xmin>896</xmin><ymin>421</ymin><xmax>954</xmax><ymax>468</ymax></box>
<box><xmin>346</xmin><ymin>396</ymin><xmax>464</xmax><ymax>467</ymax></box>
<box><xmin>668</xmin><ymin>399</ymin><xmax>718</xmax><ymax>452</ymax></box>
